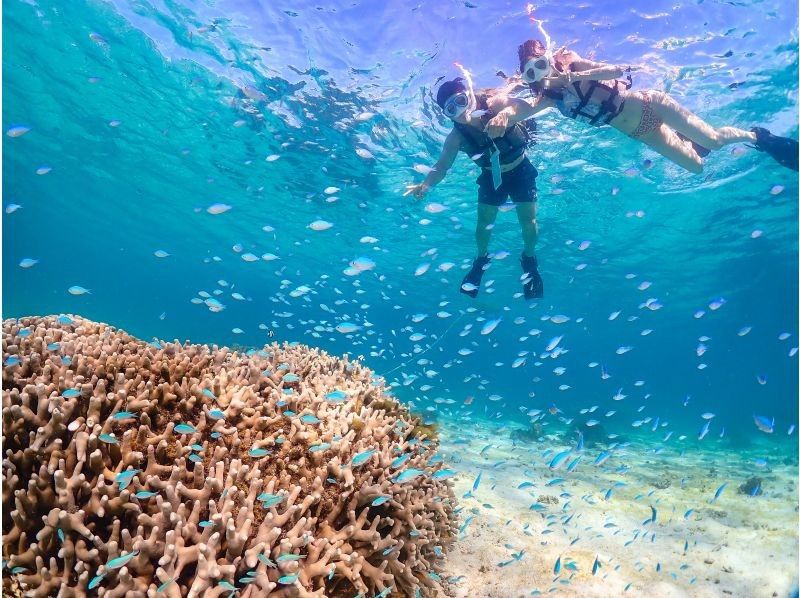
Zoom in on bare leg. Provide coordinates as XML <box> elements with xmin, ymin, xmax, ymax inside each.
<box><xmin>476</xmin><ymin>203</ymin><xmax>499</xmax><ymax>257</ymax></box>
<box><xmin>515</xmin><ymin>202</ymin><xmax>538</xmax><ymax>257</ymax></box>
<box><xmin>648</xmin><ymin>91</ymin><xmax>756</xmax><ymax>150</ymax></box>
<box><xmin>636</xmin><ymin>123</ymin><xmax>705</xmax><ymax>173</ymax></box>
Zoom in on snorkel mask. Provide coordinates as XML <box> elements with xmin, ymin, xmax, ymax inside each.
<box><xmin>521</xmin><ymin>54</ymin><xmax>552</xmax><ymax>84</ymax></box>
<box><xmin>443</xmin><ymin>92</ymin><xmax>469</xmax><ymax>119</ymax></box>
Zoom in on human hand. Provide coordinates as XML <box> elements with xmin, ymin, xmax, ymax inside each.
<box><xmin>485</xmin><ymin>111</ymin><xmax>509</xmax><ymax>138</ymax></box>
<box><xmin>403</xmin><ymin>182</ymin><xmax>429</xmax><ymax>200</ymax></box>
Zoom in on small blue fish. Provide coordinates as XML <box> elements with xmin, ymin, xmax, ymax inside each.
<box><xmin>553</xmin><ymin>555</ymin><xmax>561</xmax><ymax>575</ymax></box>
<box><xmin>174</xmin><ymin>423</ymin><xmax>196</xmax><ymax>434</ymax></box>
<box><xmin>248</xmin><ymin>447</ymin><xmax>271</xmax><ymax>458</ymax></box>
<box><xmin>188</xmin><ymin>454</ymin><xmax>203</xmax><ymax>463</ymax></box>
<box><xmin>7</xmin><ymin>124</ymin><xmax>32</xmax><ymax>137</ymax></box>
<box><xmin>283</xmin><ymin>409</ymin><xmax>296</xmax><ymax>417</ymax></box>
<box><xmin>257</xmin><ymin>493</ymin><xmax>285</xmax><ymax>508</ymax></box>
<box><xmin>199</xmin><ymin>520</ymin><xmax>213</xmax><ymax>528</ymax></box>
<box><xmin>753</xmin><ymin>414</ymin><xmax>775</xmax><ymax>434</ymax></box>
<box><xmin>711</xmin><ymin>482</ymin><xmax>728</xmax><ymax>503</ymax></box>
<box><xmin>112</xmin><ymin>411</ymin><xmax>136</xmax><ymax>421</ymax></box>
<box><xmin>325</xmin><ymin>389</ymin><xmax>347</xmax><ymax>402</ymax></box>
<box><xmin>135</xmin><ymin>490</ymin><xmax>157</xmax><ymax>499</ymax></box>
<box><xmin>277</xmin><ymin>573</ymin><xmax>299</xmax><ymax>585</ymax></box>
<box><xmin>698</xmin><ymin>420</ymin><xmax>711</xmax><ymax>440</ymax></box>
<box><xmin>106</xmin><ymin>550</ymin><xmax>139</xmax><ymax>569</ymax></box>
<box><xmin>309</xmin><ymin>443</ymin><xmax>331</xmax><ymax>453</ymax></box>
<box><xmin>592</xmin><ymin>555</ymin><xmax>600</xmax><ymax>575</ymax></box>
<box><xmin>300</xmin><ymin>414</ymin><xmax>320</xmax><ymax>424</ymax></box>
<box><xmin>57</xmin><ymin>528</ymin><xmax>65</xmax><ymax>543</ymax></box>
<box><xmin>351</xmin><ymin>449</ymin><xmax>377</xmax><ymax>467</ymax></box>
<box><xmin>545</xmin><ymin>478</ymin><xmax>565</xmax><ymax>487</ymax></box>
<box><xmin>4</xmin><ymin>356</ymin><xmax>21</xmax><ymax>367</ymax></box>
<box><xmin>46</xmin><ymin>342</ymin><xmax>60</xmax><ymax>351</ymax></box>
<box><xmin>202</xmin><ymin>388</ymin><xmax>217</xmax><ymax>400</ymax></box>
<box><xmin>190</xmin><ymin>444</ymin><xmax>203</xmax><ymax>451</ymax></box>
<box><xmin>208</xmin><ymin>409</ymin><xmax>225</xmax><ymax>419</ymax></box>
<box><xmin>548</xmin><ymin>450</ymin><xmax>572</xmax><ymax>470</ymax></box>
<box><xmin>115</xmin><ymin>469</ymin><xmax>141</xmax><ymax>484</ymax></box>
<box><xmin>282</xmin><ymin>373</ymin><xmax>300</xmax><ymax>383</ymax></box>
<box><xmin>594</xmin><ymin>451</ymin><xmax>611</xmax><ymax>466</ymax></box>
<box><xmin>395</xmin><ymin>468</ymin><xmax>425</xmax><ymax>483</ymax></box>
<box><xmin>157</xmin><ymin>578</ymin><xmax>174</xmax><ymax>592</ymax></box>
<box><xmin>211</xmin><ymin>432</ymin><xmax>221</xmax><ymax>439</ymax></box>
<box><xmin>371</xmin><ymin>495</ymin><xmax>390</xmax><ymax>506</ymax></box>
<box><xmin>276</xmin><ymin>553</ymin><xmax>305</xmax><ymax>562</ymax></box>
<box><xmin>391</xmin><ymin>453</ymin><xmax>411</xmax><ymax>468</ymax></box>
<box><xmin>18</xmin><ymin>328</ymin><xmax>32</xmax><ymax>338</ymax></box>
<box><xmin>257</xmin><ymin>553</ymin><xmax>277</xmax><ymax>568</ymax></box>
<box><xmin>218</xmin><ymin>581</ymin><xmax>237</xmax><ymax>591</ymax></box>
<box><xmin>472</xmin><ymin>472</ymin><xmax>482</xmax><ymax>492</ymax></box>
<box><xmin>99</xmin><ymin>433</ymin><xmax>118</xmax><ymax>445</ymax></box>
<box><xmin>432</xmin><ymin>468</ymin><xmax>456</xmax><ymax>480</ymax></box>
<box><xmin>57</xmin><ymin>315</ymin><xmax>74</xmax><ymax>325</ymax></box>
<box><xmin>62</xmin><ymin>388</ymin><xmax>81</xmax><ymax>398</ymax></box>
<box><xmin>684</xmin><ymin>508</ymin><xmax>694</xmax><ymax>519</ymax></box>
<box><xmin>88</xmin><ymin>574</ymin><xmax>105</xmax><ymax>589</ymax></box>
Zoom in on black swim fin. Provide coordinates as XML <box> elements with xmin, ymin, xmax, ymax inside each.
<box><xmin>676</xmin><ymin>132</ymin><xmax>711</xmax><ymax>158</ymax></box>
<box><xmin>460</xmin><ymin>255</ymin><xmax>490</xmax><ymax>298</ymax></box>
<box><xmin>751</xmin><ymin>127</ymin><xmax>799</xmax><ymax>171</ymax></box>
<box><xmin>520</xmin><ymin>253</ymin><xmax>544</xmax><ymax>300</ymax></box>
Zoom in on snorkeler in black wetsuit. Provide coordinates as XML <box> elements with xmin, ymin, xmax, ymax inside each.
<box><xmin>404</xmin><ymin>78</ymin><xmax>544</xmax><ymax>299</ymax></box>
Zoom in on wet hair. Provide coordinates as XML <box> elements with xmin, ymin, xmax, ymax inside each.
<box><xmin>436</xmin><ymin>78</ymin><xmax>467</xmax><ymax>108</ymax></box>
<box><xmin>517</xmin><ymin>39</ymin><xmax>547</xmax><ymax>71</ymax></box>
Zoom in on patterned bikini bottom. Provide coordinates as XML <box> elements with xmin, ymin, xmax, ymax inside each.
<box><xmin>629</xmin><ymin>91</ymin><xmax>663</xmax><ymax>138</ymax></box>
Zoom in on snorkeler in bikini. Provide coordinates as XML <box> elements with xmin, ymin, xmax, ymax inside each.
<box><xmin>514</xmin><ymin>39</ymin><xmax>798</xmax><ymax>173</ymax></box>
<box><xmin>404</xmin><ymin>77</ymin><xmax>544</xmax><ymax>299</ymax></box>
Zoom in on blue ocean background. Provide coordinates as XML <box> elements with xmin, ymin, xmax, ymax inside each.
<box><xmin>4</xmin><ymin>0</ymin><xmax>798</xmax><ymax>452</ymax></box>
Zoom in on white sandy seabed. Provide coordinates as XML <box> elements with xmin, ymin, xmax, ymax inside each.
<box><xmin>433</xmin><ymin>418</ymin><xmax>799</xmax><ymax>598</ymax></box>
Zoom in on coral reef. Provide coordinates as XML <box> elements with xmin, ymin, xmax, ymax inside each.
<box><xmin>509</xmin><ymin>422</ymin><xmax>543</xmax><ymax>443</ymax></box>
<box><xmin>738</xmin><ymin>477</ymin><xmax>763</xmax><ymax>496</ymax></box>
<box><xmin>651</xmin><ymin>477</ymin><xmax>672</xmax><ymax>490</ymax></box>
<box><xmin>2</xmin><ymin>315</ymin><xmax>456</xmax><ymax>597</ymax></box>
<box><xmin>535</xmin><ymin>495</ymin><xmax>559</xmax><ymax>505</ymax></box>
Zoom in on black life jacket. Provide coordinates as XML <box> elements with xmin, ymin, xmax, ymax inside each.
<box><xmin>540</xmin><ymin>66</ymin><xmax>632</xmax><ymax>127</ymax></box>
<box><xmin>452</xmin><ymin>94</ymin><xmax>534</xmax><ymax>168</ymax></box>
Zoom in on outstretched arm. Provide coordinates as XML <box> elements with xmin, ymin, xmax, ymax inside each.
<box><xmin>404</xmin><ymin>129</ymin><xmax>461</xmax><ymax>199</ymax></box>
<box><xmin>485</xmin><ymin>95</ymin><xmax>550</xmax><ymax>138</ymax></box>
<box><xmin>557</xmin><ymin>50</ymin><xmax>627</xmax><ymax>82</ymax></box>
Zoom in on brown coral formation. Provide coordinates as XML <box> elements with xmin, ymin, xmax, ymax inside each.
<box><xmin>2</xmin><ymin>315</ymin><xmax>456</xmax><ymax>597</ymax></box>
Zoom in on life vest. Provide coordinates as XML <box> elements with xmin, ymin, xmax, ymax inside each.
<box><xmin>452</xmin><ymin>93</ymin><xmax>535</xmax><ymax>168</ymax></box>
<box><xmin>542</xmin><ymin>66</ymin><xmax>632</xmax><ymax>127</ymax></box>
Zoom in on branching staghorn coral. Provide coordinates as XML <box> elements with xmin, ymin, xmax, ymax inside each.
<box><xmin>2</xmin><ymin>315</ymin><xmax>457</xmax><ymax>597</ymax></box>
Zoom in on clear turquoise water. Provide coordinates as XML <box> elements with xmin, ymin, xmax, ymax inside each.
<box><xmin>4</xmin><ymin>0</ymin><xmax>798</xmax><ymax>456</ymax></box>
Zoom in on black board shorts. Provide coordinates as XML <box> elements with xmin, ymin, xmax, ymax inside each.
<box><xmin>477</xmin><ymin>157</ymin><xmax>538</xmax><ymax>206</ymax></box>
